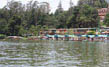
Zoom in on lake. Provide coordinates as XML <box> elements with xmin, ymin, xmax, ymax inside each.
<box><xmin>0</xmin><ymin>41</ymin><xmax>108</xmax><ymax>67</ymax></box>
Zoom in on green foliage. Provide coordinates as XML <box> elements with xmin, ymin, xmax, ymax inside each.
<box><xmin>87</xmin><ymin>31</ymin><xmax>96</xmax><ymax>35</ymax></box>
<box><xmin>0</xmin><ymin>34</ymin><xmax>6</xmax><ymax>39</ymax></box>
<box><xmin>55</xmin><ymin>12</ymin><xmax>68</xmax><ymax>28</ymax></box>
<box><xmin>67</xmin><ymin>5</ymin><xmax>100</xmax><ymax>28</ymax></box>
<box><xmin>8</xmin><ymin>15</ymin><xmax>22</xmax><ymax>36</ymax></box>
<box><xmin>0</xmin><ymin>19</ymin><xmax>8</xmax><ymax>34</ymax></box>
<box><xmin>29</xmin><ymin>25</ymin><xmax>37</xmax><ymax>36</ymax></box>
<box><xmin>78</xmin><ymin>0</ymin><xmax>108</xmax><ymax>8</ymax></box>
<box><xmin>104</xmin><ymin>13</ymin><xmax>109</xmax><ymax>27</ymax></box>
<box><xmin>0</xmin><ymin>0</ymin><xmax>102</xmax><ymax>36</ymax></box>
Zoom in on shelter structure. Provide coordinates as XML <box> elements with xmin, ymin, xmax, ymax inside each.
<box><xmin>98</xmin><ymin>6</ymin><xmax>109</xmax><ymax>22</ymax></box>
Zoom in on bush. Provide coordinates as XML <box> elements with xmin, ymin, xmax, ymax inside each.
<box><xmin>87</xmin><ymin>31</ymin><xmax>96</xmax><ymax>35</ymax></box>
<box><xmin>0</xmin><ymin>34</ymin><xmax>6</xmax><ymax>39</ymax></box>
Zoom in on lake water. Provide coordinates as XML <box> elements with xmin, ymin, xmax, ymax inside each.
<box><xmin>0</xmin><ymin>41</ymin><xmax>108</xmax><ymax>67</ymax></box>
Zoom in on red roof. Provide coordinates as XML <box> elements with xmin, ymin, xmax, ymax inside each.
<box><xmin>98</xmin><ymin>8</ymin><xmax>109</xmax><ymax>16</ymax></box>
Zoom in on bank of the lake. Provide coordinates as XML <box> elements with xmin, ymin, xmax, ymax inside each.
<box><xmin>0</xmin><ymin>34</ymin><xmax>109</xmax><ymax>42</ymax></box>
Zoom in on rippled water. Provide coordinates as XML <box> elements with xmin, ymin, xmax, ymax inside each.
<box><xmin>0</xmin><ymin>41</ymin><xmax>108</xmax><ymax>67</ymax></box>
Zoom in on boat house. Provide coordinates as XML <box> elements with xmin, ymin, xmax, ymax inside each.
<box><xmin>98</xmin><ymin>7</ymin><xmax>109</xmax><ymax>22</ymax></box>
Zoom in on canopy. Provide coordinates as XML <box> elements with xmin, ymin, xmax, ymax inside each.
<box><xmin>88</xmin><ymin>35</ymin><xmax>95</xmax><ymax>38</ymax></box>
<box><xmin>81</xmin><ymin>35</ymin><xmax>95</xmax><ymax>38</ymax></box>
<box><xmin>65</xmin><ymin>35</ymin><xmax>69</xmax><ymax>37</ymax></box>
<box><xmin>81</xmin><ymin>35</ymin><xmax>88</xmax><ymax>37</ymax></box>
<box><xmin>98</xmin><ymin>35</ymin><xmax>108</xmax><ymax>37</ymax></box>
<box><xmin>58</xmin><ymin>35</ymin><xmax>64</xmax><ymax>38</ymax></box>
<box><xmin>69</xmin><ymin>35</ymin><xmax>76</xmax><ymax>37</ymax></box>
<box><xmin>46</xmin><ymin>35</ymin><xmax>54</xmax><ymax>38</ymax></box>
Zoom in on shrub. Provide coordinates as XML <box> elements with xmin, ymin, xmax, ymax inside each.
<box><xmin>0</xmin><ymin>34</ymin><xmax>6</xmax><ymax>39</ymax></box>
<box><xmin>87</xmin><ymin>31</ymin><xmax>96</xmax><ymax>35</ymax></box>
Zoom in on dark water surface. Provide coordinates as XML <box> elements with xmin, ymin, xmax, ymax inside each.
<box><xmin>0</xmin><ymin>41</ymin><xmax>108</xmax><ymax>67</ymax></box>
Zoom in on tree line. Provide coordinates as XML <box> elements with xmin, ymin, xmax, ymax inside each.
<box><xmin>0</xmin><ymin>0</ymin><xmax>108</xmax><ymax>36</ymax></box>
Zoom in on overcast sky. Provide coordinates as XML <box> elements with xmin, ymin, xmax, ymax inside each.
<box><xmin>0</xmin><ymin>0</ymin><xmax>79</xmax><ymax>12</ymax></box>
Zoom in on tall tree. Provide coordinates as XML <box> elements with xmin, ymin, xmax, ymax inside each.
<box><xmin>8</xmin><ymin>15</ymin><xmax>22</xmax><ymax>36</ymax></box>
<box><xmin>78</xmin><ymin>0</ymin><xmax>108</xmax><ymax>8</ymax></box>
<box><xmin>70</xmin><ymin>0</ymin><xmax>73</xmax><ymax>8</ymax></box>
<box><xmin>67</xmin><ymin>5</ymin><xmax>100</xmax><ymax>28</ymax></box>
<box><xmin>104</xmin><ymin>13</ymin><xmax>109</xmax><ymax>27</ymax></box>
<box><xmin>55</xmin><ymin>0</ymin><xmax>63</xmax><ymax>16</ymax></box>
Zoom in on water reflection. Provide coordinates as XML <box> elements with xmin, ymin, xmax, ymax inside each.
<box><xmin>0</xmin><ymin>41</ymin><xmax>108</xmax><ymax>67</ymax></box>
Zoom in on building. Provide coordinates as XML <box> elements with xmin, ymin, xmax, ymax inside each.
<box><xmin>98</xmin><ymin>7</ymin><xmax>109</xmax><ymax>22</ymax></box>
<box><xmin>39</xmin><ymin>2</ymin><xmax>50</xmax><ymax>13</ymax></box>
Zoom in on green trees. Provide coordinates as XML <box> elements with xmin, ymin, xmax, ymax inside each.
<box><xmin>0</xmin><ymin>18</ymin><xmax>8</xmax><ymax>34</ymax></box>
<box><xmin>0</xmin><ymin>0</ymin><xmax>108</xmax><ymax>36</ymax></box>
<box><xmin>104</xmin><ymin>13</ymin><xmax>109</xmax><ymax>26</ymax></box>
<box><xmin>54</xmin><ymin>11</ymin><xmax>68</xmax><ymax>28</ymax></box>
<box><xmin>0</xmin><ymin>0</ymin><xmax>51</xmax><ymax>36</ymax></box>
<box><xmin>67</xmin><ymin>5</ymin><xmax>100</xmax><ymax>28</ymax></box>
<box><xmin>78</xmin><ymin>0</ymin><xmax>108</xmax><ymax>8</ymax></box>
<box><xmin>8</xmin><ymin>15</ymin><xmax>22</xmax><ymax>36</ymax></box>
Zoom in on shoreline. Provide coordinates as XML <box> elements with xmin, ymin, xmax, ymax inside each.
<box><xmin>0</xmin><ymin>35</ymin><xmax>109</xmax><ymax>42</ymax></box>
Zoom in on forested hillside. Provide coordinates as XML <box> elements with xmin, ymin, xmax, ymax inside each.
<box><xmin>0</xmin><ymin>0</ymin><xmax>108</xmax><ymax>36</ymax></box>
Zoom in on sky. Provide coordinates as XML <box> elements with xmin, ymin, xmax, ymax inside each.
<box><xmin>0</xmin><ymin>0</ymin><xmax>79</xmax><ymax>12</ymax></box>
